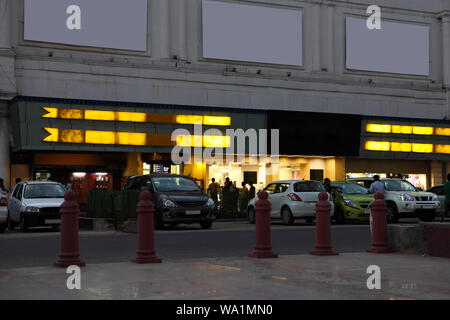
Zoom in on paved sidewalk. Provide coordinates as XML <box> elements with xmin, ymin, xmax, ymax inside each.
<box><xmin>1</xmin><ymin>252</ymin><xmax>449</xmax><ymax>300</ymax></box>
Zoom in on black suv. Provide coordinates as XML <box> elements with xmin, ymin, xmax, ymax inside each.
<box><xmin>124</xmin><ymin>174</ymin><xmax>216</xmax><ymax>229</ymax></box>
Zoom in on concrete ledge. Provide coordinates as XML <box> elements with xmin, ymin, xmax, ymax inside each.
<box><xmin>421</xmin><ymin>222</ymin><xmax>450</xmax><ymax>258</ymax></box>
<box><xmin>79</xmin><ymin>217</ymin><xmax>115</xmax><ymax>231</ymax></box>
<box><xmin>387</xmin><ymin>224</ymin><xmax>427</xmax><ymax>254</ymax></box>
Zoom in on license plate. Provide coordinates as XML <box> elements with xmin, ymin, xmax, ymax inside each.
<box><xmin>185</xmin><ymin>210</ymin><xmax>201</xmax><ymax>215</ymax></box>
<box><xmin>45</xmin><ymin>219</ymin><xmax>61</xmax><ymax>224</ymax></box>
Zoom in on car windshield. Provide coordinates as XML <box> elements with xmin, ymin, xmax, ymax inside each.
<box><xmin>333</xmin><ymin>183</ymin><xmax>369</xmax><ymax>194</ymax></box>
<box><xmin>23</xmin><ymin>184</ymin><xmax>66</xmax><ymax>199</ymax></box>
<box><xmin>293</xmin><ymin>181</ymin><xmax>326</xmax><ymax>192</ymax></box>
<box><xmin>152</xmin><ymin>177</ymin><xmax>200</xmax><ymax>192</ymax></box>
<box><xmin>383</xmin><ymin>180</ymin><xmax>417</xmax><ymax>192</ymax></box>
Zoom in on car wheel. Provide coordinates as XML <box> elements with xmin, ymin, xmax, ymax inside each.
<box><xmin>248</xmin><ymin>207</ymin><xmax>256</xmax><ymax>224</ymax></box>
<box><xmin>200</xmin><ymin>221</ymin><xmax>213</xmax><ymax>229</ymax></box>
<box><xmin>0</xmin><ymin>223</ymin><xmax>5</xmax><ymax>233</ymax></box>
<box><xmin>419</xmin><ymin>213</ymin><xmax>435</xmax><ymax>222</ymax></box>
<box><xmin>334</xmin><ymin>208</ymin><xmax>346</xmax><ymax>224</ymax></box>
<box><xmin>386</xmin><ymin>203</ymin><xmax>399</xmax><ymax>223</ymax></box>
<box><xmin>281</xmin><ymin>207</ymin><xmax>294</xmax><ymax>226</ymax></box>
<box><xmin>20</xmin><ymin>214</ymin><xmax>29</xmax><ymax>232</ymax></box>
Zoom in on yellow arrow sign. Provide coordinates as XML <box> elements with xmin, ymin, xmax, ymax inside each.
<box><xmin>42</xmin><ymin>107</ymin><xmax>231</xmax><ymax>126</ymax></box>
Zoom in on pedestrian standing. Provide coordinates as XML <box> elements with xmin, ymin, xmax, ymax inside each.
<box><xmin>0</xmin><ymin>178</ymin><xmax>5</xmax><ymax>192</ymax></box>
<box><xmin>249</xmin><ymin>182</ymin><xmax>256</xmax><ymax>200</ymax></box>
<box><xmin>207</xmin><ymin>178</ymin><xmax>220</xmax><ymax>210</ymax></box>
<box><xmin>443</xmin><ymin>173</ymin><xmax>450</xmax><ymax>221</ymax></box>
<box><xmin>369</xmin><ymin>175</ymin><xmax>385</xmax><ymax>194</ymax></box>
<box><xmin>323</xmin><ymin>178</ymin><xmax>333</xmax><ymax>193</ymax></box>
<box><xmin>239</xmin><ymin>182</ymin><xmax>249</xmax><ymax>214</ymax></box>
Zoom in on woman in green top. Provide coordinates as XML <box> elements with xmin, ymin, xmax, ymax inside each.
<box><xmin>239</xmin><ymin>182</ymin><xmax>249</xmax><ymax>214</ymax></box>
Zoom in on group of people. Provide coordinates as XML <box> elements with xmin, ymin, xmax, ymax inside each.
<box><xmin>207</xmin><ymin>178</ymin><xmax>256</xmax><ymax>213</ymax></box>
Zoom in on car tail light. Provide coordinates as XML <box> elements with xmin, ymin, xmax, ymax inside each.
<box><xmin>0</xmin><ymin>197</ymin><xmax>7</xmax><ymax>206</ymax></box>
<box><xmin>288</xmin><ymin>193</ymin><xmax>302</xmax><ymax>201</ymax></box>
<box><xmin>329</xmin><ymin>193</ymin><xmax>333</xmax><ymax>201</ymax></box>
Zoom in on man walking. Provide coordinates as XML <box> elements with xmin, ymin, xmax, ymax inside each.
<box><xmin>369</xmin><ymin>175</ymin><xmax>385</xmax><ymax>194</ymax></box>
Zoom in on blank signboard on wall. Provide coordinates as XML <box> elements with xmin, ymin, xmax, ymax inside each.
<box><xmin>24</xmin><ymin>0</ymin><xmax>147</xmax><ymax>51</ymax></box>
<box><xmin>202</xmin><ymin>0</ymin><xmax>303</xmax><ymax>66</ymax></box>
<box><xmin>346</xmin><ymin>17</ymin><xmax>429</xmax><ymax>76</ymax></box>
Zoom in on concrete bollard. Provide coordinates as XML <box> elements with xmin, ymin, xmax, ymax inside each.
<box><xmin>310</xmin><ymin>192</ymin><xmax>338</xmax><ymax>256</ymax></box>
<box><xmin>367</xmin><ymin>192</ymin><xmax>393</xmax><ymax>253</ymax></box>
<box><xmin>54</xmin><ymin>190</ymin><xmax>85</xmax><ymax>268</ymax></box>
<box><xmin>132</xmin><ymin>191</ymin><xmax>162</xmax><ymax>264</ymax></box>
<box><xmin>248</xmin><ymin>190</ymin><xmax>278</xmax><ymax>258</ymax></box>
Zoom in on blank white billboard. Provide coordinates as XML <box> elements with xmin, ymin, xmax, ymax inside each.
<box><xmin>24</xmin><ymin>0</ymin><xmax>147</xmax><ymax>51</ymax></box>
<box><xmin>346</xmin><ymin>17</ymin><xmax>429</xmax><ymax>75</ymax></box>
<box><xmin>202</xmin><ymin>0</ymin><xmax>302</xmax><ymax>66</ymax></box>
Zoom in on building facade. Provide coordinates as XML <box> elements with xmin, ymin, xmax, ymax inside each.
<box><xmin>1</xmin><ymin>0</ymin><xmax>450</xmax><ymax>202</ymax></box>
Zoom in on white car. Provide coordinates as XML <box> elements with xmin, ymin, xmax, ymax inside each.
<box><xmin>7</xmin><ymin>181</ymin><xmax>66</xmax><ymax>231</ymax></box>
<box><xmin>347</xmin><ymin>178</ymin><xmax>440</xmax><ymax>223</ymax></box>
<box><xmin>0</xmin><ymin>190</ymin><xmax>8</xmax><ymax>233</ymax></box>
<box><xmin>247</xmin><ymin>180</ymin><xmax>334</xmax><ymax>225</ymax></box>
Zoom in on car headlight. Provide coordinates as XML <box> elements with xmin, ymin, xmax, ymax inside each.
<box><xmin>343</xmin><ymin>197</ymin><xmax>358</xmax><ymax>208</ymax></box>
<box><xmin>432</xmin><ymin>194</ymin><xmax>438</xmax><ymax>201</ymax></box>
<box><xmin>400</xmin><ymin>193</ymin><xmax>415</xmax><ymax>201</ymax></box>
<box><xmin>162</xmin><ymin>199</ymin><xmax>177</xmax><ymax>208</ymax></box>
<box><xmin>25</xmin><ymin>206</ymin><xmax>40</xmax><ymax>213</ymax></box>
<box><xmin>206</xmin><ymin>198</ymin><xmax>215</xmax><ymax>208</ymax></box>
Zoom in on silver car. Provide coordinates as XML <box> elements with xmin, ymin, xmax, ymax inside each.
<box><xmin>247</xmin><ymin>180</ymin><xmax>334</xmax><ymax>225</ymax></box>
<box><xmin>7</xmin><ymin>181</ymin><xmax>66</xmax><ymax>231</ymax></box>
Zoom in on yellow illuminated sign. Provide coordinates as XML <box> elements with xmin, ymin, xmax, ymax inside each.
<box><xmin>43</xmin><ymin>128</ymin><xmax>230</xmax><ymax>148</ymax></box>
<box><xmin>367</xmin><ymin>123</ymin><xmax>450</xmax><ymax>136</ymax></box>
<box><xmin>365</xmin><ymin>140</ymin><xmax>447</xmax><ymax>154</ymax></box>
<box><xmin>42</xmin><ymin>107</ymin><xmax>231</xmax><ymax>126</ymax></box>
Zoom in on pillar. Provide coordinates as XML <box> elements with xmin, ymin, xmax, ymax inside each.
<box><xmin>0</xmin><ymin>101</ymin><xmax>9</xmax><ymax>189</ymax></box>
<box><xmin>430</xmin><ymin>160</ymin><xmax>443</xmax><ymax>188</ymax></box>
<box><xmin>151</xmin><ymin>0</ymin><xmax>170</xmax><ymax>59</ymax></box>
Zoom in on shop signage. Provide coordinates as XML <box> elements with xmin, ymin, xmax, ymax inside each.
<box><xmin>42</xmin><ymin>107</ymin><xmax>231</xmax><ymax>126</ymax></box>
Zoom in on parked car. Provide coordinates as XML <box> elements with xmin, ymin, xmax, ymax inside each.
<box><xmin>426</xmin><ymin>185</ymin><xmax>446</xmax><ymax>216</ymax></box>
<box><xmin>331</xmin><ymin>182</ymin><xmax>374</xmax><ymax>224</ymax></box>
<box><xmin>0</xmin><ymin>190</ymin><xmax>8</xmax><ymax>233</ymax></box>
<box><xmin>124</xmin><ymin>174</ymin><xmax>216</xmax><ymax>229</ymax></box>
<box><xmin>347</xmin><ymin>178</ymin><xmax>440</xmax><ymax>222</ymax></box>
<box><xmin>7</xmin><ymin>181</ymin><xmax>66</xmax><ymax>231</ymax></box>
<box><xmin>247</xmin><ymin>180</ymin><xmax>334</xmax><ymax>225</ymax></box>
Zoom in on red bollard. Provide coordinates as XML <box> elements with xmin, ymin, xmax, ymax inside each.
<box><xmin>54</xmin><ymin>190</ymin><xmax>85</xmax><ymax>268</ymax></box>
<box><xmin>310</xmin><ymin>192</ymin><xmax>338</xmax><ymax>256</ymax></box>
<box><xmin>248</xmin><ymin>190</ymin><xmax>278</xmax><ymax>259</ymax></box>
<box><xmin>367</xmin><ymin>192</ymin><xmax>393</xmax><ymax>253</ymax></box>
<box><xmin>132</xmin><ymin>191</ymin><xmax>162</xmax><ymax>264</ymax></box>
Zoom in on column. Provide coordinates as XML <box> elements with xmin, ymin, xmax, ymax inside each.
<box><xmin>441</xmin><ymin>14</ymin><xmax>450</xmax><ymax>87</ymax></box>
<box><xmin>171</xmin><ymin>0</ymin><xmax>187</xmax><ymax>60</ymax></box>
<box><xmin>326</xmin><ymin>5</ymin><xmax>335</xmax><ymax>73</ymax></box>
<box><xmin>312</xmin><ymin>4</ymin><xmax>321</xmax><ymax>72</ymax></box>
<box><xmin>0</xmin><ymin>0</ymin><xmax>11</xmax><ymax>49</ymax></box>
<box><xmin>430</xmin><ymin>160</ymin><xmax>443</xmax><ymax>187</ymax></box>
<box><xmin>0</xmin><ymin>101</ymin><xmax>10</xmax><ymax>189</ymax></box>
<box><xmin>151</xmin><ymin>0</ymin><xmax>170</xmax><ymax>58</ymax></box>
